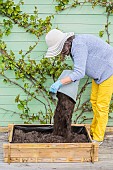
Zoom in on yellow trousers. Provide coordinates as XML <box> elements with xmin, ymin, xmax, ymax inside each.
<box><xmin>90</xmin><ymin>75</ymin><xmax>113</xmax><ymax>141</ymax></box>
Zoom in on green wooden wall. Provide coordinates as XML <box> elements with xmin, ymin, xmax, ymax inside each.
<box><xmin>0</xmin><ymin>0</ymin><xmax>113</xmax><ymax>126</ymax></box>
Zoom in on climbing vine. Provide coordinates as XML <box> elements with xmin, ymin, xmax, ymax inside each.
<box><xmin>0</xmin><ymin>0</ymin><xmax>113</xmax><ymax>124</ymax></box>
<box><xmin>55</xmin><ymin>0</ymin><xmax>113</xmax><ymax>43</ymax></box>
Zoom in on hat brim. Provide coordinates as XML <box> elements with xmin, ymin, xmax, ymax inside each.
<box><xmin>45</xmin><ymin>32</ymin><xmax>74</xmax><ymax>58</ymax></box>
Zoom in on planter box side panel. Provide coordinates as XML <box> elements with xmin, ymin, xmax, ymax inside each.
<box><xmin>3</xmin><ymin>143</ymin><xmax>98</xmax><ymax>163</ymax></box>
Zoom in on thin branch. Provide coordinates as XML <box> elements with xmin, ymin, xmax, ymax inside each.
<box><xmin>74</xmin><ymin>110</ymin><xmax>84</xmax><ymax>123</ymax></box>
<box><xmin>0</xmin><ymin>107</ymin><xmax>20</xmax><ymax>116</ymax></box>
<box><xmin>74</xmin><ymin>99</ymin><xmax>92</xmax><ymax>123</ymax></box>
<box><xmin>74</xmin><ymin>99</ymin><xmax>90</xmax><ymax>112</ymax></box>
<box><xmin>79</xmin><ymin>117</ymin><xmax>92</xmax><ymax>124</ymax></box>
<box><xmin>1</xmin><ymin>74</ymin><xmax>48</xmax><ymax>114</ymax></box>
<box><xmin>0</xmin><ymin>46</ymin><xmax>56</xmax><ymax>119</ymax></box>
<box><xmin>23</xmin><ymin>41</ymin><xmax>39</xmax><ymax>57</ymax></box>
<box><xmin>105</xmin><ymin>12</ymin><xmax>110</xmax><ymax>44</ymax></box>
<box><xmin>75</xmin><ymin>78</ymin><xmax>90</xmax><ymax>110</ymax></box>
<box><xmin>0</xmin><ymin>48</ymin><xmax>36</xmax><ymax>85</ymax></box>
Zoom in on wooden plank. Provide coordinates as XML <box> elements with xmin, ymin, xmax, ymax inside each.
<box><xmin>8</xmin><ymin>124</ymin><xmax>14</xmax><ymax>143</ymax></box>
<box><xmin>3</xmin><ymin>147</ymin><xmax>98</xmax><ymax>157</ymax></box>
<box><xmin>4</xmin><ymin>145</ymin><xmax>98</xmax><ymax>154</ymax></box>
<box><xmin>4</xmin><ymin>157</ymin><xmax>92</xmax><ymax>163</ymax></box>
<box><xmin>0</xmin><ymin>95</ymin><xmax>49</xmax><ymax>105</ymax></box>
<box><xmin>5</xmin><ymin>39</ymin><xmax>113</xmax><ymax>53</ymax></box>
<box><xmin>12</xmin><ymin>0</ymin><xmax>102</xmax><ymax>5</ymax></box>
<box><xmin>4</xmin><ymin>156</ymin><xmax>98</xmax><ymax>163</ymax></box>
<box><xmin>20</xmin><ymin>5</ymin><xmax>106</xmax><ymax>15</ymax></box>
<box><xmin>4</xmin><ymin>147</ymin><xmax>98</xmax><ymax>162</ymax></box>
<box><xmin>106</xmin><ymin>127</ymin><xmax>113</xmax><ymax>132</ymax></box>
<box><xmin>1</xmin><ymin>15</ymin><xmax>110</xmax><ymax>25</ymax></box>
<box><xmin>13</xmin><ymin>0</ymin><xmax>57</xmax><ymax>5</ymax></box>
<box><xmin>3</xmin><ymin>143</ymin><xmax>98</xmax><ymax>149</ymax></box>
<box><xmin>2</xmin><ymin>33</ymin><xmax>113</xmax><ymax>42</ymax></box>
<box><xmin>0</xmin><ymin>127</ymin><xmax>8</xmax><ymax>132</ymax></box>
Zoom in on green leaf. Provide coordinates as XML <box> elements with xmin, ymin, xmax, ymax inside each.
<box><xmin>30</xmin><ymin>15</ymin><xmax>35</xmax><ymax>21</ymax></box>
<box><xmin>0</xmin><ymin>63</ymin><xmax>5</xmax><ymax>69</ymax></box>
<box><xmin>99</xmin><ymin>31</ymin><xmax>104</xmax><ymax>37</ymax></box>
<box><xmin>3</xmin><ymin>79</ymin><xmax>8</xmax><ymax>84</ymax></box>
<box><xmin>15</xmin><ymin>94</ymin><xmax>20</xmax><ymax>103</ymax></box>
<box><xmin>5</xmin><ymin>28</ymin><xmax>11</xmax><ymax>36</ymax></box>
<box><xmin>55</xmin><ymin>6</ymin><xmax>60</xmax><ymax>12</ymax></box>
<box><xmin>15</xmin><ymin>6</ymin><xmax>20</xmax><ymax>12</ymax></box>
<box><xmin>10</xmin><ymin>50</ymin><xmax>14</xmax><ymax>56</ymax></box>
<box><xmin>19</xmin><ymin>50</ymin><xmax>23</xmax><ymax>54</ymax></box>
<box><xmin>0</xmin><ymin>42</ymin><xmax>6</xmax><ymax>49</ymax></box>
<box><xmin>14</xmin><ymin>10</ymin><xmax>18</xmax><ymax>15</ymax></box>
<box><xmin>7</xmin><ymin>8</ymin><xmax>13</xmax><ymax>15</ymax></box>
<box><xmin>17</xmin><ymin>104</ymin><xmax>24</xmax><ymax>110</ymax></box>
<box><xmin>24</xmin><ymin>83</ymin><xmax>29</xmax><ymax>89</ymax></box>
<box><xmin>20</xmin><ymin>1</ymin><xmax>24</xmax><ymax>5</ymax></box>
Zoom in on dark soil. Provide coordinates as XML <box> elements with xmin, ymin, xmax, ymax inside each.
<box><xmin>13</xmin><ymin>129</ymin><xmax>88</xmax><ymax>143</ymax></box>
<box><xmin>12</xmin><ymin>92</ymin><xmax>89</xmax><ymax>143</ymax></box>
<box><xmin>53</xmin><ymin>92</ymin><xmax>75</xmax><ymax>140</ymax></box>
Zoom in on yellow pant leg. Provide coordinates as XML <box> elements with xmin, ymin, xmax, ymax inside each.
<box><xmin>93</xmin><ymin>75</ymin><xmax>113</xmax><ymax>141</ymax></box>
<box><xmin>90</xmin><ymin>79</ymin><xmax>99</xmax><ymax>136</ymax></box>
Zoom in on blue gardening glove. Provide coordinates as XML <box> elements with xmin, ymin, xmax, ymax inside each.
<box><xmin>50</xmin><ymin>80</ymin><xmax>62</xmax><ymax>93</ymax></box>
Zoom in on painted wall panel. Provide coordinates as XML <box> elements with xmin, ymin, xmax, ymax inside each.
<box><xmin>0</xmin><ymin>0</ymin><xmax>113</xmax><ymax>126</ymax></box>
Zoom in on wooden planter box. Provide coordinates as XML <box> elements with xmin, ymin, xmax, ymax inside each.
<box><xmin>3</xmin><ymin>124</ymin><xmax>98</xmax><ymax>163</ymax></box>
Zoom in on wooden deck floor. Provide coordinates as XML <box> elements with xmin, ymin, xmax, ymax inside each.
<box><xmin>0</xmin><ymin>131</ymin><xmax>113</xmax><ymax>170</ymax></box>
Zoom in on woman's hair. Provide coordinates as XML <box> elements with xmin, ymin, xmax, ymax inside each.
<box><xmin>61</xmin><ymin>35</ymin><xmax>75</xmax><ymax>60</ymax></box>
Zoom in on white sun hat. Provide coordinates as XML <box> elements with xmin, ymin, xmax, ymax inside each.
<box><xmin>45</xmin><ymin>29</ymin><xmax>74</xmax><ymax>58</ymax></box>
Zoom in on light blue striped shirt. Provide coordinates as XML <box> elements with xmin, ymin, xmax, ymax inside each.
<box><xmin>69</xmin><ymin>34</ymin><xmax>113</xmax><ymax>84</ymax></box>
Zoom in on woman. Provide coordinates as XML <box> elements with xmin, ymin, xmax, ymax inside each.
<box><xmin>45</xmin><ymin>29</ymin><xmax>113</xmax><ymax>144</ymax></box>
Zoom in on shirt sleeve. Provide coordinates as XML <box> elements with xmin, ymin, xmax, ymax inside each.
<box><xmin>69</xmin><ymin>42</ymin><xmax>88</xmax><ymax>81</ymax></box>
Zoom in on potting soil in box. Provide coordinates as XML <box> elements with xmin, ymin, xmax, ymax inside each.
<box><xmin>12</xmin><ymin>125</ymin><xmax>91</xmax><ymax>143</ymax></box>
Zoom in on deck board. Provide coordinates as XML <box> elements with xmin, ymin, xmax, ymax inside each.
<box><xmin>0</xmin><ymin>132</ymin><xmax>113</xmax><ymax>169</ymax></box>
